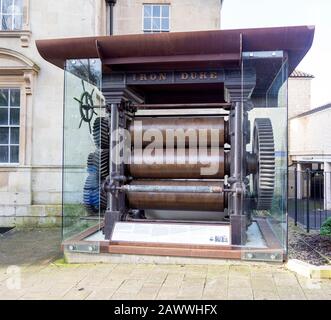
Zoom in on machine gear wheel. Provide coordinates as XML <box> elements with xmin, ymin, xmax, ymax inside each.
<box><xmin>252</xmin><ymin>118</ymin><xmax>275</xmax><ymax>210</ymax></box>
<box><xmin>93</xmin><ymin>117</ymin><xmax>109</xmax><ymax>149</ymax></box>
<box><xmin>83</xmin><ymin>173</ymin><xmax>107</xmax><ymax>215</ymax></box>
<box><xmin>87</xmin><ymin>150</ymin><xmax>109</xmax><ymax>179</ymax></box>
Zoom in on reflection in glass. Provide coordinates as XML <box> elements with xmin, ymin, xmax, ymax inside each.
<box><xmin>10</xmin><ymin>127</ymin><xmax>19</xmax><ymax>144</ymax></box>
<box><xmin>10</xmin><ymin>145</ymin><xmax>19</xmax><ymax>163</ymax></box>
<box><xmin>10</xmin><ymin>89</ymin><xmax>20</xmax><ymax>107</ymax></box>
<box><xmin>0</xmin><ymin>127</ymin><xmax>9</xmax><ymax>144</ymax></box>
<box><xmin>0</xmin><ymin>89</ymin><xmax>8</xmax><ymax>106</ymax></box>
<box><xmin>63</xmin><ymin>59</ymin><xmax>103</xmax><ymax>252</ymax></box>
<box><xmin>10</xmin><ymin>108</ymin><xmax>19</xmax><ymax>125</ymax></box>
<box><xmin>0</xmin><ymin>146</ymin><xmax>8</xmax><ymax>163</ymax></box>
<box><xmin>0</xmin><ymin>108</ymin><xmax>8</xmax><ymax>125</ymax></box>
<box><xmin>242</xmin><ymin>50</ymin><xmax>288</xmax><ymax>260</ymax></box>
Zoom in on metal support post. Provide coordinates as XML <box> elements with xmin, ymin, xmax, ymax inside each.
<box><xmin>104</xmin><ymin>103</ymin><xmax>120</xmax><ymax>239</ymax></box>
<box><xmin>230</xmin><ymin>101</ymin><xmax>246</xmax><ymax>245</ymax></box>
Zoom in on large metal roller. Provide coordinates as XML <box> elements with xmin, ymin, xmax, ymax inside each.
<box><xmin>127</xmin><ymin>180</ymin><xmax>226</xmax><ymax>212</ymax></box>
<box><xmin>130</xmin><ymin>117</ymin><xmax>229</xmax><ymax>147</ymax></box>
<box><xmin>128</xmin><ymin>149</ymin><xmax>230</xmax><ymax>179</ymax></box>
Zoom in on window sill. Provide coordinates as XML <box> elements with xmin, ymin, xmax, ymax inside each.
<box><xmin>0</xmin><ymin>30</ymin><xmax>31</xmax><ymax>48</ymax></box>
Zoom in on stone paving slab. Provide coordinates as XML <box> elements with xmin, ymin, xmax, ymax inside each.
<box><xmin>0</xmin><ymin>228</ymin><xmax>330</xmax><ymax>300</ymax></box>
<box><xmin>0</xmin><ymin>261</ymin><xmax>330</xmax><ymax>300</ymax></box>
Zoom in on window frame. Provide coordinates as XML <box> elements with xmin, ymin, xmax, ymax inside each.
<box><xmin>142</xmin><ymin>3</ymin><xmax>171</xmax><ymax>33</ymax></box>
<box><xmin>0</xmin><ymin>87</ymin><xmax>21</xmax><ymax>165</ymax></box>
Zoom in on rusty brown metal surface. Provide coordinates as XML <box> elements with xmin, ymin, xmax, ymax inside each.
<box><xmin>130</xmin><ymin>117</ymin><xmax>229</xmax><ymax>147</ymax></box>
<box><xmin>127</xmin><ymin>180</ymin><xmax>226</xmax><ymax>212</ymax></box>
<box><xmin>36</xmin><ymin>26</ymin><xmax>315</xmax><ymax>74</ymax></box>
<box><xmin>128</xmin><ymin>149</ymin><xmax>229</xmax><ymax>179</ymax></box>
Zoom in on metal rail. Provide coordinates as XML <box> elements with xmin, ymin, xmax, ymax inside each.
<box><xmin>120</xmin><ymin>184</ymin><xmax>226</xmax><ymax>194</ymax></box>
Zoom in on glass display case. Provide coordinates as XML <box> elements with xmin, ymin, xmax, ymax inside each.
<box><xmin>54</xmin><ymin>27</ymin><xmax>306</xmax><ymax>263</ymax></box>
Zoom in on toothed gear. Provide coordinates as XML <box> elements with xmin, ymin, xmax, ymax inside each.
<box><xmin>83</xmin><ymin>173</ymin><xmax>107</xmax><ymax>215</ymax></box>
<box><xmin>93</xmin><ymin>117</ymin><xmax>109</xmax><ymax>149</ymax></box>
<box><xmin>87</xmin><ymin>150</ymin><xmax>109</xmax><ymax>179</ymax></box>
<box><xmin>253</xmin><ymin>118</ymin><xmax>275</xmax><ymax>210</ymax></box>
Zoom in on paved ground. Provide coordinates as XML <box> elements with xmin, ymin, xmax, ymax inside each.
<box><xmin>0</xmin><ymin>228</ymin><xmax>330</xmax><ymax>300</ymax></box>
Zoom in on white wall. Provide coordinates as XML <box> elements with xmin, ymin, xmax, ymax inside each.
<box><xmin>289</xmin><ymin>109</ymin><xmax>331</xmax><ymax>157</ymax></box>
<box><xmin>288</xmin><ymin>77</ymin><xmax>312</xmax><ymax>119</ymax></box>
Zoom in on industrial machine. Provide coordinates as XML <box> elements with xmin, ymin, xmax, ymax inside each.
<box><xmin>36</xmin><ymin>25</ymin><xmax>314</xmax><ymax>261</ymax></box>
<box><xmin>83</xmin><ymin>101</ymin><xmax>275</xmax><ymax>244</ymax></box>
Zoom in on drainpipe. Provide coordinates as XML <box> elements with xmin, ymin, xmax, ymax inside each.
<box><xmin>106</xmin><ymin>0</ymin><xmax>117</xmax><ymax>35</ymax></box>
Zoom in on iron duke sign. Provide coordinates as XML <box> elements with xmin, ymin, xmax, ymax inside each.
<box><xmin>126</xmin><ymin>70</ymin><xmax>225</xmax><ymax>85</ymax></box>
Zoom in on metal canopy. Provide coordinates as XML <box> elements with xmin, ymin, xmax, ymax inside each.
<box><xmin>36</xmin><ymin>25</ymin><xmax>315</xmax><ymax>75</ymax></box>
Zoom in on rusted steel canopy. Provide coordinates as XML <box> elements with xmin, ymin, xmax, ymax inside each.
<box><xmin>36</xmin><ymin>25</ymin><xmax>314</xmax><ymax>74</ymax></box>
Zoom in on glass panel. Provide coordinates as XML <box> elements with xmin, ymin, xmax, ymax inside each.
<box><xmin>152</xmin><ymin>17</ymin><xmax>160</xmax><ymax>30</ymax></box>
<box><xmin>10</xmin><ymin>89</ymin><xmax>20</xmax><ymax>107</ymax></box>
<box><xmin>144</xmin><ymin>5</ymin><xmax>152</xmax><ymax>18</ymax></box>
<box><xmin>144</xmin><ymin>17</ymin><xmax>151</xmax><ymax>30</ymax></box>
<box><xmin>10</xmin><ymin>145</ymin><xmax>19</xmax><ymax>163</ymax></box>
<box><xmin>0</xmin><ymin>146</ymin><xmax>8</xmax><ymax>163</ymax></box>
<box><xmin>12</xmin><ymin>14</ymin><xmax>22</xmax><ymax>30</ymax></box>
<box><xmin>10</xmin><ymin>108</ymin><xmax>19</xmax><ymax>125</ymax></box>
<box><xmin>0</xmin><ymin>127</ymin><xmax>9</xmax><ymax>144</ymax></box>
<box><xmin>63</xmin><ymin>59</ymin><xmax>103</xmax><ymax>253</ymax></box>
<box><xmin>241</xmin><ymin>50</ymin><xmax>288</xmax><ymax>262</ymax></box>
<box><xmin>161</xmin><ymin>18</ymin><xmax>169</xmax><ymax>31</ymax></box>
<box><xmin>0</xmin><ymin>108</ymin><xmax>8</xmax><ymax>125</ymax></box>
<box><xmin>1</xmin><ymin>0</ymin><xmax>12</xmax><ymax>14</ymax></box>
<box><xmin>162</xmin><ymin>5</ymin><xmax>169</xmax><ymax>18</ymax></box>
<box><xmin>152</xmin><ymin>5</ymin><xmax>161</xmax><ymax>18</ymax></box>
<box><xmin>2</xmin><ymin>15</ymin><xmax>10</xmax><ymax>30</ymax></box>
<box><xmin>10</xmin><ymin>127</ymin><xmax>19</xmax><ymax>144</ymax></box>
<box><xmin>0</xmin><ymin>89</ymin><xmax>9</xmax><ymax>106</ymax></box>
<box><xmin>13</xmin><ymin>0</ymin><xmax>23</xmax><ymax>14</ymax></box>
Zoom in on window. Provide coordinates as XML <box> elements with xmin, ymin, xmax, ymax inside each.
<box><xmin>0</xmin><ymin>88</ymin><xmax>20</xmax><ymax>164</ymax></box>
<box><xmin>1</xmin><ymin>0</ymin><xmax>23</xmax><ymax>31</ymax></box>
<box><xmin>143</xmin><ymin>4</ymin><xmax>170</xmax><ymax>33</ymax></box>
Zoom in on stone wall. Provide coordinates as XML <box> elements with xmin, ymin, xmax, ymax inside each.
<box><xmin>0</xmin><ymin>0</ymin><xmax>107</xmax><ymax>227</ymax></box>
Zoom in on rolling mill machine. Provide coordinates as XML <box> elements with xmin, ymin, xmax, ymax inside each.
<box><xmin>36</xmin><ymin>25</ymin><xmax>314</xmax><ymax>261</ymax></box>
<box><xmin>84</xmin><ymin>82</ymin><xmax>275</xmax><ymax>247</ymax></box>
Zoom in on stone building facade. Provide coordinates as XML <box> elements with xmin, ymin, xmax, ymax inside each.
<box><xmin>0</xmin><ymin>0</ymin><xmax>224</xmax><ymax>227</ymax></box>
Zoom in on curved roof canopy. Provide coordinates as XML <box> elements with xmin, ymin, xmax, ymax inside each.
<box><xmin>36</xmin><ymin>25</ymin><xmax>314</xmax><ymax>75</ymax></box>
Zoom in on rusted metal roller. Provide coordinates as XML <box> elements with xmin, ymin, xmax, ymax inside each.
<box><xmin>127</xmin><ymin>180</ymin><xmax>226</xmax><ymax>212</ymax></box>
<box><xmin>128</xmin><ymin>149</ymin><xmax>230</xmax><ymax>179</ymax></box>
<box><xmin>130</xmin><ymin>117</ymin><xmax>229</xmax><ymax>147</ymax></box>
